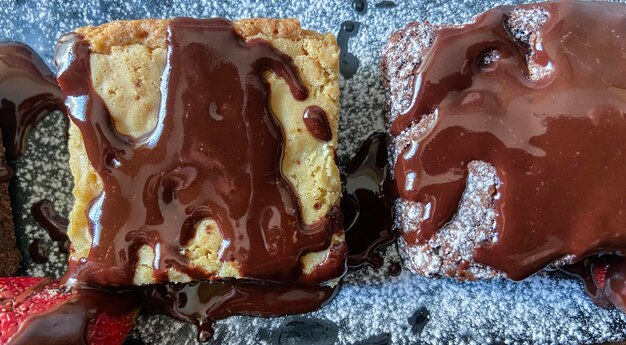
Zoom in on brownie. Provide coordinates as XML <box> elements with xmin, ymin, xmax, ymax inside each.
<box><xmin>57</xmin><ymin>18</ymin><xmax>345</xmax><ymax>285</ymax></box>
<box><xmin>0</xmin><ymin>135</ymin><xmax>19</xmax><ymax>277</ymax></box>
<box><xmin>382</xmin><ymin>1</ymin><xmax>626</xmax><ymax>280</ymax></box>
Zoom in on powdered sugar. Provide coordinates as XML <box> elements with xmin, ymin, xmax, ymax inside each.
<box><xmin>0</xmin><ymin>0</ymin><xmax>625</xmax><ymax>344</ymax></box>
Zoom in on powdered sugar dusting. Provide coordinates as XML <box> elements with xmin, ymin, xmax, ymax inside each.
<box><xmin>0</xmin><ymin>0</ymin><xmax>625</xmax><ymax>344</ymax></box>
<box><xmin>396</xmin><ymin>161</ymin><xmax>500</xmax><ymax>280</ymax></box>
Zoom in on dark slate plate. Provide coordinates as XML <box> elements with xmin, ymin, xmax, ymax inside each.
<box><xmin>1</xmin><ymin>0</ymin><xmax>626</xmax><ymax>344</ymax></box>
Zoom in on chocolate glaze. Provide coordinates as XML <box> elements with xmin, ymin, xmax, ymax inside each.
<box><xmin>341</xmin><ymin>132</ymin><xmax>395</xmax><ymax>269</ymax></box>
<box><xmin>31</xmin><ymin>199</ymin><xmax>70</xmax><ymax>253</ymax></box>
<box><xmin>13</xmin><ymin>18</ymin><xmax>348</xmax><ymax>344</ymax></box>
<box><xmin>0</xmin><ymin>42</ymin><xmax>64</xmax><ymax>160</ymax></box>
<box><xmin>28</xmin><ymin>238</ymin><xmax>49</xmax><ymax>263</ymax></box>
<box><xmin>273</xmin><ymin>316</ymin><xmax>339</xmax><ymax>345</ymax></box>
<box><xmin>393</xmin><ymin>0</ymin><xmax>626</xmax><ymax>280</ymax></box>
<box><xmin>353</xmin><ymin>0</ymin><xmax>367</xmax><ymax>14</ymax></box>
<box><xmin>387</xmin><ymin>261</ymin><xmax>401</xmax><ymax>276</ymax></box>
<box><xmin>374</xmin><ymin>1</ymin><xmax>396</xmax><ymax>9</ymax></box>
<box><xmin>602</xmin><ymin>256</ymin><xmax>626</xmax><ymax>313</ymax></box>
<box><xmin>8</xmin><ymin>278</ymin><xmax>338</xmax><ymax>344</ymax></box>
<box><xmin>56</xmin><ymin>18</ymin><xmax>343</xmax><ymax>286</ymax></box>
<box><xmin>8</xmin><ymin>281</ymin><xmax>138</xmax><ymax>345</ymax></box>
<box><xmin>337</xmin><ymin>21</ymin><xmax>360</xmax><ymax>79</ymax></box>
<box><xmin>145</xmin><ymin>280</ymin><xmax>338</xmax><ymax>342</ymax></box>
<box><xmin>302</xmin><ymin>105</ymin><xmax>332</xmax><ymax>142</ymax></box>
<box><xmin>408</xmin><ymin>306</ymin><xmax>429</xmax><ymax>335</ymax></box>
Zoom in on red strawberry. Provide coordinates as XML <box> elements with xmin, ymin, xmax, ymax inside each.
<box><xmin>0</xmin><ymin>277</ymin><xmax>137</xmax><ymax>345</ymax></box>
<box><xmin>592</xmin><ymin>262</ymin><xmax>608</xmax><ymax>290</ymax></box>
<box><xmin>87</xmin><ymin>309</ymin><xmax>137</xmax><ymax>345</ymax></box>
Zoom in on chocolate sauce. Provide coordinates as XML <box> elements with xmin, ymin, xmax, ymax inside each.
<box><xmin>8</xmin><ymin>277</ymin><xmax>339</xmax><ymax>344</ymax></box>
<box><xmin>374</xmin><ymin>1</ymin><xmax>396</xmax><ymax>9</ymax></box>
<box><xmin>341</xmin><ymin>133</ymin><xmax>395</xmax><ymax>269</ymax></box>
<box><xmin>8</xmin><ymin>282</ymin><xmax>138</xmax><ymax>345</ymax></box>
<box><xmin>408</xmin><ymin>306</ymin><xmax>429</xmax><ymax>335</ymax></box>
<box><xmin>273</xmin><ymin>316</ymin><xmax>339</xmax><ymax>345</ymax></box>
<box><xmin>28</xmin><ymin>238</ymin><xmax>49</xmax><ymax>263</ymax></box>
<box><xmin>337</xmin><ymin>21</ymin><xmax>360</xmax><ymax>79</ymax></box>
<box><xmin>302</xmin><ymin>105</ymin><xmax>332</xmax><ymax>142</ymax></box>
<box><xmin>602</xmin><ymin>256</ymin><xmax>626</xmax><ymax>313</ymax></box>
<box><xmin>387</xmin><ymin>262</ymin><xmax>401</xmax><ymax>276</ymax></box>
<box><xmin>56</xmin><ymin>18</ymin><xmax>343</xmax><ymax>286</ymax></box>
<box><xmin>393</xmin><ymin>0</ymin><xmax>626</xmax><ymax>280</ymax></box>
<box><xmin>145</xmin><ymin>280</ymin><xmax>338</xmax><ymax>342</ymax></box>
<box><xmin>31</xmin><ymin>199</ymin><xmax>70</xmax><ymax>253</ymax></box>
<box><xmin>0</xmin><ymin>42</ymin><xmax>64</xmax><ymax>160</ymax></box>
<box><xmin>353</xmin><ymin>0</ymin><xmax>367</xmax><ymax>14</ymax></box>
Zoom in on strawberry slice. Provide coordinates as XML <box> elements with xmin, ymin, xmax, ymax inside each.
<box><xmin>592</xmin><ymin>262</ymin><xmax>609</xmax><ymax>290</ymax></box>
<box><xmin>0</xmin><ymin>277</ymin><xmax>137</xmax><ymax>345</ymax></box>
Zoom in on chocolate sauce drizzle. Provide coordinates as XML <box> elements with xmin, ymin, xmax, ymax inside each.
<box><xmin>374</xmin><ymin>1</ymin><xmax>396</xmax><ymax>9</ymax></box>
<box><xmin>0</xmin><ymin>42</ymin><xmax>64</xmax><ymax>180</ymax></box>
<box><xmin>28</xmin><ymin>238</ymin><xmax>49</xmax><ymax>263</ymax></box>
<box><xmin>8</xmin><ymin>277</ymin><xmax>338</xmax><ymax>344</ymax></box>
<box><xmin>341</xmin><ymin>133</ymin><xmax>395</xmax><ymax>269</ymax></box>
<box><xmin>145</xmin><ymin>280</ymin><xmax>338</xmax><ymax>342</ymax></box>
<box><xmin>8</xmin><ymin>282</ymin><xmax>139</xmax><ymax>345</ymax></box>
<box><xmin>353</xmin><ymin>0</ymin><xmax>368</xmax><ymax>14</ymax></box>
<box><xmin>56</xmin><ymin>18</ymin><xmax>342</xmax><ymax>286</ymax></box>
<box><xmin>12</xmin><ymin>17</ymin><xmax>400</xmax><ymax>345</ymax></box>
<box><xmin>393</xmin><ymin>0</ymin><xmax>626</xmax><ymax>280</ymax></box>
<box><xmin>31</xmin><ymin>199</ymin><xmax>70</xmax><ymax>254</ymax></box>
<box><xmin>337</xmin><ymin>21</ymin><xmax>360</xmax><ymax>79</ymax></box>
<box><xmin>0</xmin><ymin>43</ymin><xmax>64</xmax><ymax>159</ymax></box>
<box><xmin>302</xmin><ymin>105</ymin><xmax>332</xmax><ymax>142</ymax></box>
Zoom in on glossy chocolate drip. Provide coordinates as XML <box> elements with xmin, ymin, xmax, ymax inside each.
<box><xmin>387</xmin><ymin>262</ymin><xmax>401</xmax><ymax>276</ymax></box>
<box><xmin>8</xmin><ymin>274</ymin><xmax>340</xmax><ymax>344</ymax></box>
<box><xmin>56</xmin><ymin>18</ymin><xmax>342</xmax><ymax>286</ymax></box>
<box><xmin>375</xmin><ymin>1</ymin><xmax>396</xmax><ymax>9</ymax></box>
<box><xmin>0</xmin><ymin>42</ymin><xmax>64</xmax><ymax>160</ymax></box>
<box><xmin>28</xmin><ymin>238</ymin><xmax>49</xmax><ymax>263</ymax></box>
<box><xmin>393</xmin><ymin>0</ymin><xmax>626</xmax><ymax>279</ymax></box>
<box><xmin>602</xmin><ymin>257</ymin><xmax>626</xmax><ymax>312</ymax></box>
<box><xmin>0</xmin><ymin>149</ymin><xmax>12</xmax><ymax>182</ymax></box>
<box><xmin>31</xmin><ymin>199</ymin><xmax>70</xmax><ymax>253</ymax></box>
<box><xmin>353</xmin><ymin>0</ymin><xmax>367</xmax><ymax>14</ymax></box>
<box><xmin>341</xmin><ymin>132</ymin><xmax>395</xmax><ymax>269</ymax></box>
<box><xmin>145</xmin><ymin>280</ymin><xmax>338</xmax><ymax>342</ymax></box>
<box><xmin>303</xmin><ymin>105</ymin><xmax>332</xmax><ymax>142</ymax></box>
<box><xmin>337</xmin><ymin>21</ymin><xmax>360</xmax><ymax>79</ymax></box>
<box><xmin>408</xmin><ymin>306</ymin><xmax>429</xmax><ymax>335</ymax></box>
<box><xmin>8</xmin><ymin>282</ymin><xmax>138</xmax><ymax>345</ymax></box>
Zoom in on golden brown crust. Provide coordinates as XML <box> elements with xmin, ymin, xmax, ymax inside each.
<box><xmin>76</xmin><ymin>18</ymin><xmax>332</xmax><ymax>54</ymax></box>
<box><xmin>76</xmin><ymin>20</ymin><xmax>168</xmax><ymax>53</ymax></box>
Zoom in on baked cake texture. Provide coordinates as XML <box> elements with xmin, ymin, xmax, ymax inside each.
<box><xmin>0</xmin><ymin>137</ymin><xmax>18</xmax><ymax>277</ymax></box>
<box><xmin>65</xmin><ymin>18</ymin><xmax>343</xmax><ymax>285</ymax></box>
<box><xmin>381</xmin><ymin>5</ymin><xmax>558</xmax><ymax>280</ymax></box>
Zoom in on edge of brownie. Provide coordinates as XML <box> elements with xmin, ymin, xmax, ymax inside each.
<box><xmin>380</xmin><ymin>6</ymin><xmax>551</xmax><ymax>280</ymax></box>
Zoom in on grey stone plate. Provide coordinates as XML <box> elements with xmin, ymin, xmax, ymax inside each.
<box><xmin>1</xmin><ymin>0</ymin><xmax>625</xmax><ymax>344</ymax></box>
